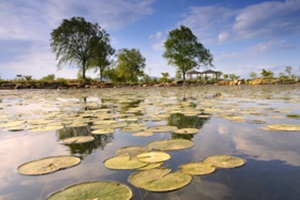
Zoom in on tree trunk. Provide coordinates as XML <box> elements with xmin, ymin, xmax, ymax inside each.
<box><xmin>82</xmin><ymin>60</ymin><xmax>86</xmax><ymax>80</ymax></box>
<box><xmin>99</xmin><ymin>67</ymin><xmax>103</xmax><ymax>81</ymax></box>
<box><xmin>182</xmin><ymin>72</ymin><xmax>186</xmax><ymax>80</ymax></box>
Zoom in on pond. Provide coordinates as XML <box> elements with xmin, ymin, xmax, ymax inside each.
<box><xmin>1</xmin><ymin>85</ymin><xmax>300</xmax><ymax>200</ymax></box>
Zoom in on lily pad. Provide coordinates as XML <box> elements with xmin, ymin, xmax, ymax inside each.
<box><xmin>203</xmin><ymin>155</ymin><xmax>245</xmax><ymax>168</ymax></box>
<box><xmin>132</xmin><ymin>131</ymin><xmax>154</xmax><ymax>137</ymax></box>
<box><xmin>179</xmin><ymin>162</ymin><xmax>215</xmax><ymax>175</ymax></box>
<box><xmin>115</xmin><ymin>146</ymin><xmax>150</xmax><ymax>157</ymax></box>
<box><xmin>104</xmin><ymin>155</ymin><xmax>148</xmax><ymax>170</ymax></box>
<box><xmin>28</xmin><ymin>125</ymin><xmax>64</xmax><ymax>132</ymax></box>
<box><xmin>137</xmin><ymin>162</ymin><xmax>163</xmax><ymax>170</ymax></box>
<box><xmin>47</xmin><ymin>181</ymin><xmax>132</xmax><ymax>200</ymax></box>
<box><xmin>61</xmin><ymin>136</ymin><xmax>95</xmax><ymax>144</ymax></box>
<box><xmin>17</xmin><ymin>155</ymin><xmax>81</xmax><ymax>175</ymax></box>
<box><xmin>121</xmin><ymin>124</ymin><xmax>147</xmax><ymax>132</ymax></box>
<box><xmin>173</xmin><ymin>128</ymin><xmax>199</xmax><ymax>135</ymax></box>
<box><xmin>91</xmin><ymin>128</ymin><xmax>114</xmax><ymax>135</ymax></box>
<box><xmin>147</xmin><ymin>125</ymin><xmax>178</xmax><ymax>133</ymax></box>
<box><xmin>263</xmin><ymin>124</ymin><xmax>300</xmax><ymax>131</ymax></box>
<box><xmin>137</xmin><ymin>151</ymin><xmax>171</xmax><ymax>163</ymax></box>
<box><xmin>129</xmin><ymin>168</ymin><xmax>192</xmax><ymax>192</ymax></box>
<box><xmin>148</xmin><ymin>139</ymin><xmax>194</xmax><ymax>151</ymax></box>
<box><xmin>246</xmin><ymin>119</ymin><xmax>266</xmax><ymax>124</ymax></box>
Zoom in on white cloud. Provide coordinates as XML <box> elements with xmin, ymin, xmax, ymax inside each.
<box><xmin>0</xmin><ymin>0</ymin><xmax>156</xmax><ymax>79</ymax></box>
<box><xmin>218</xmin><ymin>32</ymin><xmax>230</xmax><ymax>43</ymax></box>
<box><xmin>179</xmin><ymin>5</ymin><xmax>234</xmax><ymax>43</ymax></box>
<box><xmin>233</xmin><ymin>0</ymin><xmax>300</xmax><ymax>39</ymax></box>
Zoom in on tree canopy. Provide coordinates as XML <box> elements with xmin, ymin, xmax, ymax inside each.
<box><xmin>163</xmin><ymin>25</ymin><xmax>213</xmax><ymax>80</ymax></box>
<box><xmin>111</xmin><ymin>48</ymin><xmax>146</xmax><ymax>82</ymax></box>
<box><xmin>50</xmin><ymin>17</ymin><xmax>112</xmax><ymax>80</ymax></box>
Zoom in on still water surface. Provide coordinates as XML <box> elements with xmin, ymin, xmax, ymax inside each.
<box><xmin>1</xmin><ymin>85</ymin><xmax>300</xmax><ymax>200</ymax></box>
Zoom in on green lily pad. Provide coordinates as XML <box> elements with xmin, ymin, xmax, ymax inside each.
<box><xmin>173</xmin><ymin>128</ymin><xmax>199</xmax><ymax>135</ymax></box>
<box><xmin>115</xmin><ymin>146</ymin><xmax>150</xmax><ymax>157</ymax></box>
<box><xmin>147</xmin><ymin>125</ymin><xmax>178</xmax><ymax>133</ymax></box>
<box><xmin>47</xmin><ymin>181</ymin><xmax>132</xmax><ymax>200</ymax></box>
<box><xmin>246</xmin><ymin>119</ymin><xmax>266</xmax><ymax>124</ymax></box>
<box><xmin>28</xmin><ymin>125</ymin><xmax>64</xmax><ymax>132</ymax></box>
<box><xmin>129</xmin><ymin>168</ymin><xmax>192</xmax><ymax>192</ymax></box>
<box><xmin>179</xmin><ymin>162</ymin><xmax>215</xmax><ymax>175</ymax></box>
<box><xmin>104</xmin><ymin>155</ymin><xmax>148</xmax><ymax>170</ymax></box>
<box><xmin>203</xmin><ymin>155</ymin><xmax>245</xmax><ymax>168</ymax></box>
<box><xmin>17</xmin><ymin>155</ymin><xmax>81</xmax><ymax>175</ymax></box>
<box><xmin>61</xmin><ymin>136</ymin><xmax>95</xmax><ymax>144</ymax></box>
<box><xmin>137</xmin><ymin>162</ymin><xmax>163</xmax><ymax>170</ymax></box>
<box><xmin>7</xmin><ymin>126</ymin><xmax>25</xmax><ymax>132</ymax></box>
<box><xmin>0</xmin><ymin>120</ymin><xmax>26</xmax><ymax>128</ymax></box>
<box><xmin>148</xmin><ymin>139</ymin><xmax>194</xmax><ymax>151</ymax></box>
<box><xmin>137</xmin><ymin>151</ymin><xmax>171</xmax><ymax>163</ymax></box>
<box><xmin>263</xmin><ymin>124</ymin><xmax>300</xmax><ymax>131</ymax></box>
<box><xmin>121</xmin><ymin>124</ymin><xmax>147</xmax><ymax>132</ymax></box>
<box><xmin>286</xmin><ymin>114</ymin><xmax>300</xmax><ymax>119</ymax></box>
<box><xmin>91</xmin><ymin>128</ymin><xmax>114</xmax><ymax>135</ymax></box>
<box><xmin>132</xmin><ymin>131</ymin><xmax>154</xmax><ymax>137</ymax></box>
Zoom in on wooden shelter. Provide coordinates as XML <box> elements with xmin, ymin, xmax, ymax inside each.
<box><xmin>186</xmin><ymin>70</ymin><xmax>201</xmax><ymax>79</ymax></box>
<box><xmin>186</xmin><ymin>69</ymin><xmax>222</xmax><ymax>80</ymax></box>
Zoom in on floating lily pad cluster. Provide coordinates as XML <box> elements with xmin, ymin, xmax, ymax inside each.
<box><xmin>4</xmin><ymin>86</ymin><xmax>299</xmax><ymax>199</ymax></box>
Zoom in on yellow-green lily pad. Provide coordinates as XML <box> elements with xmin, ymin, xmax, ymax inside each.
<box><xmin>104</xmin><ymin>155</ymin><xmax>148</xmax><ymax>170</ymax></box>
<box><xmin>132</xmin><ymin>131</ymin><xmax>154</xmax><ymax>137</ymax></box>
<box><xmin>137</xmin><ymin>162</ymin><xmax>163</xmax><ymax>170</ymax></box>
<box><xmin>263</xmin><ymin>124</ymin><xmax>300</xmax><ymax>131</ymax></box>
<box><xmin>203</xmin><ymin>155</ymin><xmax>245</xmax><ymax>168</ymax></box>
<box><xmin>91</xmin><ymin>128</ymin><xmax>114</xmax><ymax>135</ymax></box>
<box><xmin>115</xmin><ymin>146</ymin><xmax>150</xmax><ymax>157</ymax></box>
<box><xmin>17</xmin><ymin>155</ymin><xmax>81</xmax><ymax>175</ymax></box>
<box><xmin>47</xmin><ymin>181</ymin><xmax>132</xmax><ymax>200</ymax></box>
<box><xmin>61</xmin><ymin>136</ymin><xmax>95</xmax><ymax>144</ymax></box>
<box><xmin>137</xmin><ymin>151</ymin><xmax>171</xmax><ymax>163</ymax></box>
<box><xmin>180</xmin><ymin>162</ymin><xmax>215</xmax><ymax>175</ymax></box>
<box><xmin>173</xmin><ymin>128</ymin><xmax>199</xmax><ymax>135</ymax></box>
<box><xmin>148</xmin><ymin>139</ymin><xmax>194</xmax><ymax>151</ymax></box>
<box><xmin>147</xmin><ymin>125</ymin><xmax>178</xmax><ymax>133</ymax></box>
<box><xmin>129</xmin><ymin>168</ymin><xmax>192</xmax><ymax>192</ymax></box>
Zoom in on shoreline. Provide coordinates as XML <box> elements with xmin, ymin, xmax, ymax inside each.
<box><xmin>0</xmin><ymin>78</ymin><xmax>299</xmax><ymax>90</ymax></box>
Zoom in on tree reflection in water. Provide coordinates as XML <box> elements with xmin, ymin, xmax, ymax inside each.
<box><xmin>56</xmin><ymin>126</ymin><xmax>113</xmax><ymax>158</ymax></box>
<box><xmin>168</xmin><ymin>113</ymin><xmax>210</xmax><ymax>140</ymax></box>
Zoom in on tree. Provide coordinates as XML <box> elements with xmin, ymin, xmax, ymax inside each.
<box><xmin>50</xmin><ymin>17</ymin><xmax>111</xmax><ymax>80</ymax></box>
<box><xmin>229</xmin><ymin>73</ymin><xmax>240</xmax><ymax>80</ymax></box>
<box><xmin>115</xmin><ymin>48</ymin><xmax>146</xmax><ymax>82</ymax></box>
<box><xmin>285</xmin><ymin>66</ymin><xmax>292</xmax><ymax>78</ymax></box>
<box><xmin>249</xmin><ymin>71</ymin><xmax>257</xmax><ymax>79</ymax></box>
<box><xmin>223</xmin><ymin>74</ymin><xmax>229</xmax><ymax>80</ymax></box>
<box><xmin>261</xmin><ymin>69</ymin><xmax>274</xmax><ymax>78</ymax></box>
<box><xmin>88</xmin><ymin>39</ymin><xmax>115</xmax><ymax>81</ymax></box>
<box><xmin>159</xmin><ymin>72</ymin><xmax>170</xmax><ymax>83</ymax></box>
<box><xmin>163</xmin><ymin>25</ymin><xmax>213</xmax><ymax>80</ymax></box>
<box><xmin>40</xmin><ymin>74</ymin><xmax>55</xmax><ymax>81</ymax></box>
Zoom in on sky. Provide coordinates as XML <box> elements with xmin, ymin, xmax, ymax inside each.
<box><xmin>0</xmin><ymin>0</ymin><xmax>299</xmax><ymax>80</ymax></box>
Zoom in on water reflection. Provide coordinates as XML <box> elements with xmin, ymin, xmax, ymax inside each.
<box><xmin>57</xmin><ymin>126</ymin><xmax>113</xmax><ymax>158</ymax></box>
<box><xmin>168</xmin><ymin>113</ymin><xmax>210</xmax><ymax>139</ymax></box>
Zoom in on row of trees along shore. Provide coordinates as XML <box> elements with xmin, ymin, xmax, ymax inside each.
<box><xmin>49</xmin><ymin>16</ymin><xmax>213</xmax><ymax>82</ymax></box>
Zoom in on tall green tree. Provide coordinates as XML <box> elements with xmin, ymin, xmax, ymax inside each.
<box><xmin>285</xmin><ymin>66</ymin><xmax>292</xmax><ymax>78</ymax></box>
<box><xmin>261</xmin><ymin>69</ymin><xmax>274</xmax><ymax>78</ymax></box>
<box><xmin>50</xmin><ymin>17</ymin><xmax>111</xmax><ymax>79</ymax></box>
<box><xmin>88</xmin><ymin>39</ymin><xmax>115</xmax><ymax>81</ymax></box>
<box><xmin>115</xmin><ymin>48</ymin><xmax>146</xmax><ymax>82</ymax></box>
<box><xmin>163</xmin><ymin>25</ymin><xmax>213</xmax><ymax>80</ymax></box>
<box><xmin>249</xmin><ymin>71</ymin><xmax>257</xmax><ymax>79</ymax></box>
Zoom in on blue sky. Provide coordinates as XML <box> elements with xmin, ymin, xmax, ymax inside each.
<box><xmin>0</xmin><ymin>0</ymin><xmax>299</xmax><ymax>80</ymax></box>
